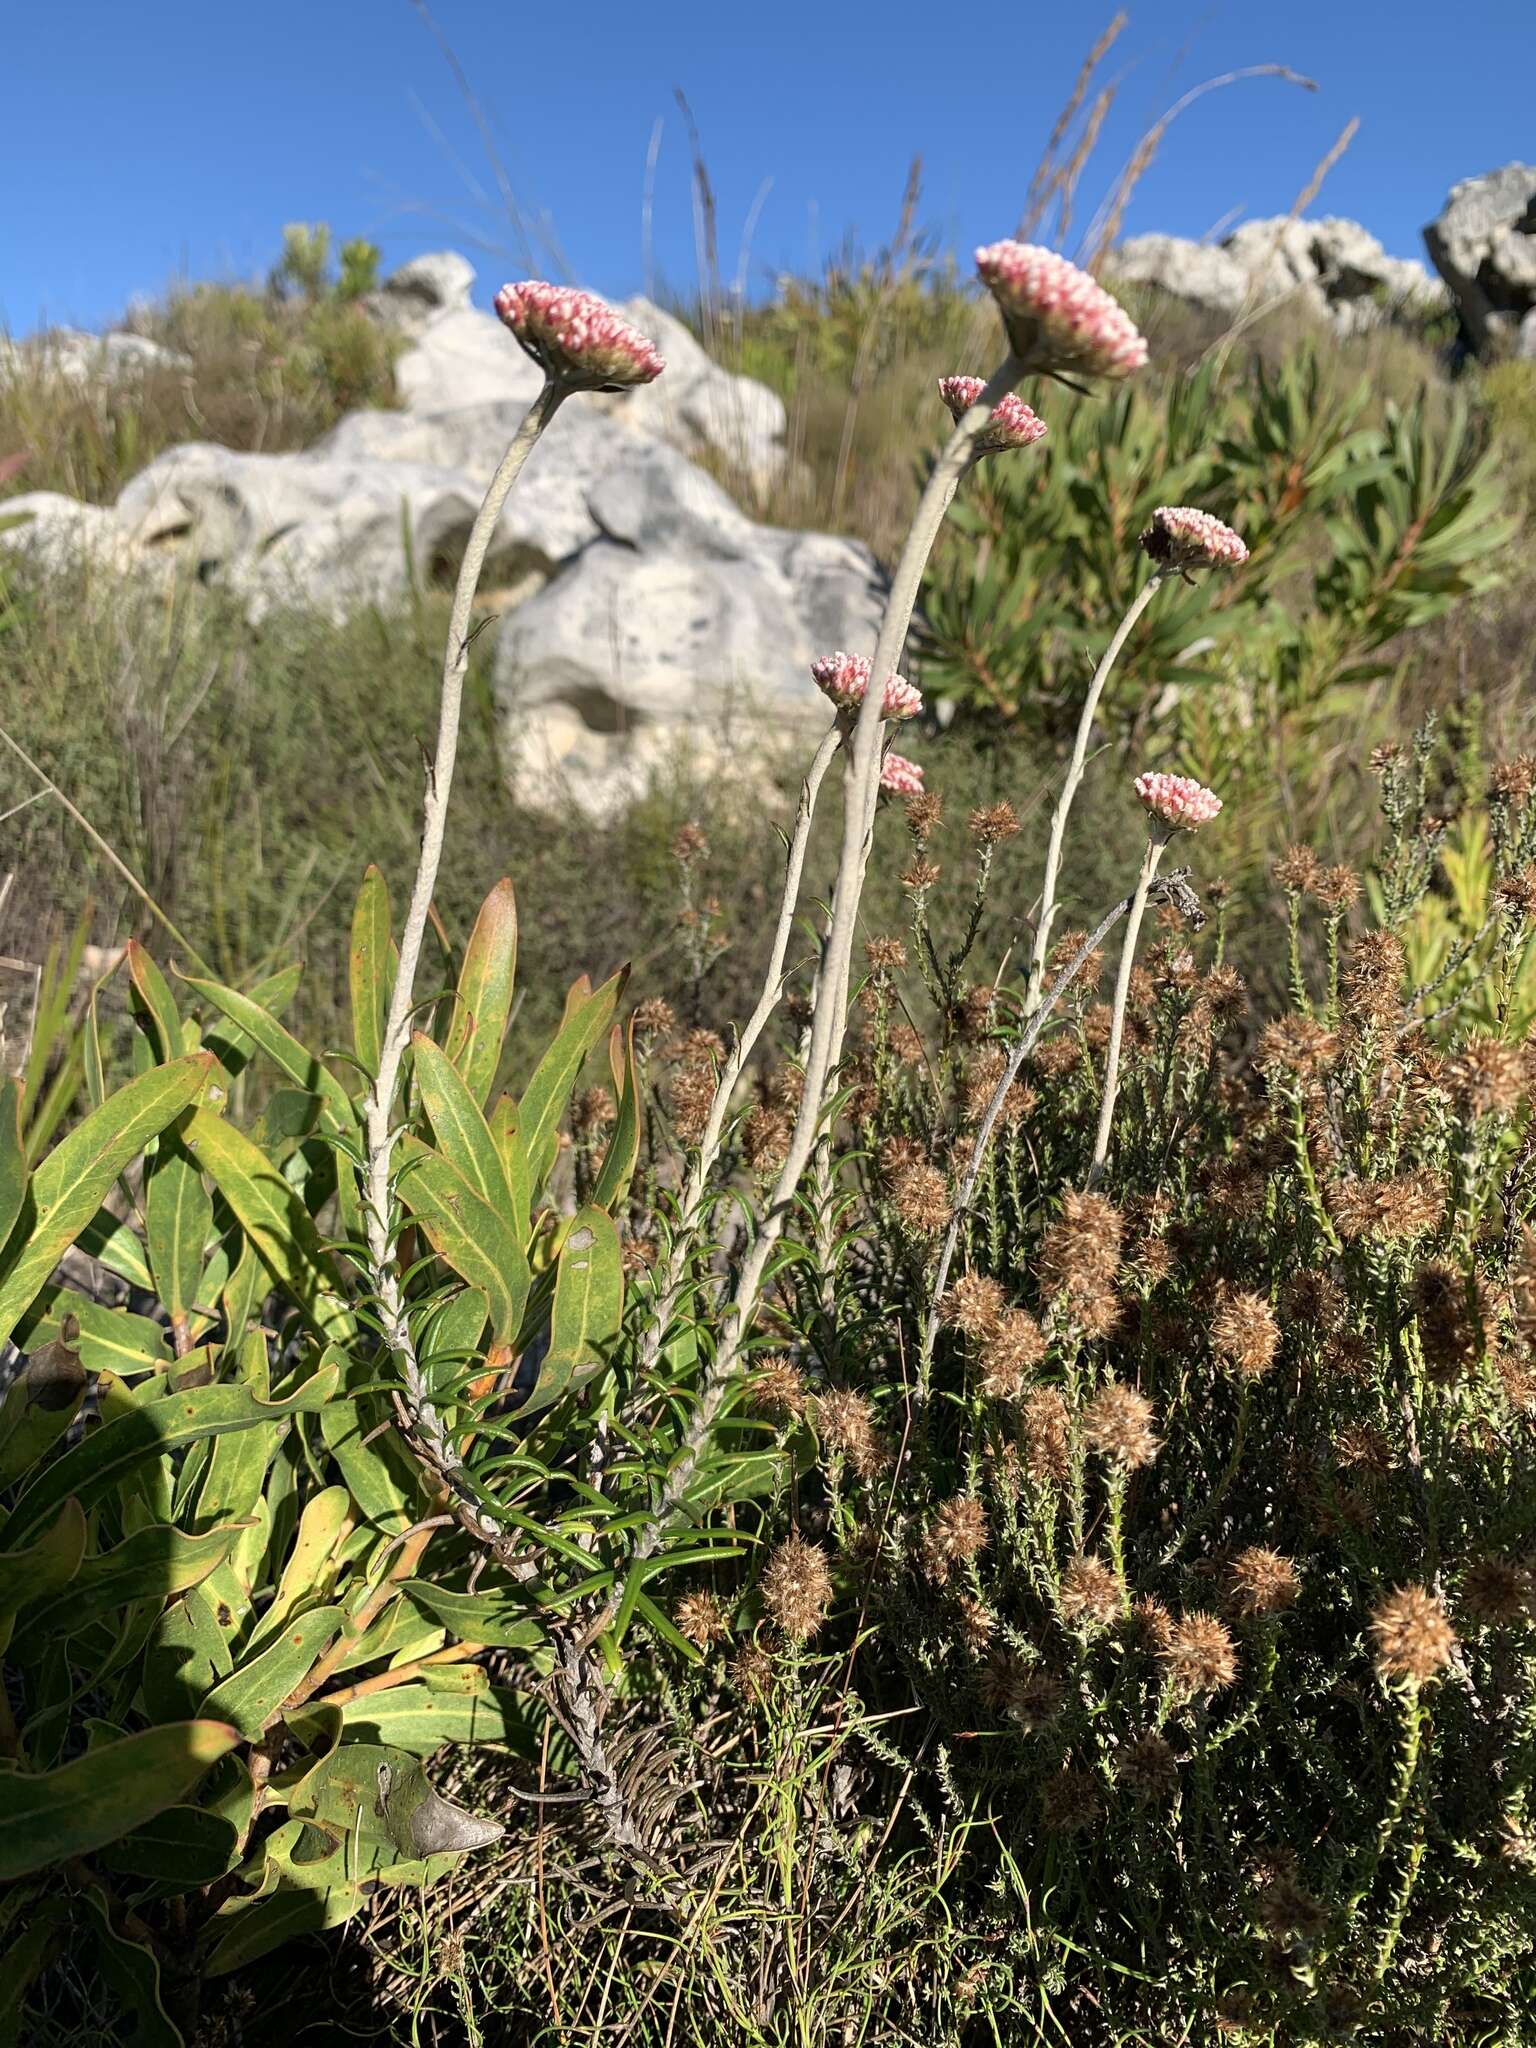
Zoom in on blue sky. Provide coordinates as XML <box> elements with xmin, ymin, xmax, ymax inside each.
<box><xmin>3</xmin><ymin>1</ymin><xmax>1532</xmax><ymax>334</ymax></box>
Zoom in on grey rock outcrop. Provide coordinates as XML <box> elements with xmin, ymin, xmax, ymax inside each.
<box><xmin>0</xmin><ymin>327</ymin><xmax>190</xmax><ymax>386</ymax></box>
<box><xmin>1424</xmin><ymin>164</ymin><xmax>1536</xmax><ymax>356</ymax></box>
<box><xmin>1114</xmin><ymin>217</ymin><xmax>1446</xmax><ymax>334</ymax></box>
<box><xmin>494</xmin><ymin>442</ymin><xmax>883</xmax><ymax>816</ymax></box>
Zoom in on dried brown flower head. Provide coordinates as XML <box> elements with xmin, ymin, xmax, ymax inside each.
<box><xmin>1460</xmin><ymin>1556</ymin><xmax>1535</xmax><ymax>1628</ymax></box>
<box><xmin>901</xmin><ymin>857</ymin><xmax>942</xmax><ymax>893</ymax></box>
<box><xmin>1040</xmin><ymin>1765</ymin><xmax>1101</xmax><ymax>1833</ymax></box>
<box><xmin>1211</xmin><ymin>1289</ymin><xmax>1280</xmax><ymax>1380</ymax></box>
<box><xmin>977</xmin><ymin>1309</ymin><xmax>1047</xmax><ymax>1397</ymax></box>
<box><xmin>1082</xmin><ymin>1382</ymin><xmax>1159</xmax><ymax>1468</ymax></box>
<box><xmin>892</xmin><ymin>1162</ymin><xmax>950</xmax><ymax>1234</ymax></box>
<box><xmin>865</xmin><ymin>935</ymin><xmax>908</xmax><ymax>974</ymax></box>
<box><xmin>1447</xmin><ymin>1032</ymin><xmax>1526</xmax><ymax>1118</ymax></box>
<box><xmin>1412</xmin><ymin>1261</ymin><xmax>1485</xmax><ymax>1382</ymax></box>
<box><xmin>941</xmin><ymin>1271</ymin><xmax>1007</xmax><ymax>1339</ymax></box>
<box><xmin>1255</xmin><ymin>1875</ymin><xmax>1328</xmax><ymax>1944</ymax></box>
<box><xmin>674</xmin><ymin>1590</ymin><xmax>729</xmax><ymax>1648</ymax></box>
<box><xmin>1370</xmin><ymin>1584</ymin><xmax>1456</xmax><ymax>1684</ymax></box>
<box><xmin>761</xmin><ymin>1534</ymin><xmax>833</xmax><ymax>1640</ymax></box>
<box><xmin>904</xmin><ymin>790</ymin><xmax>943</xmax><ymax>843</ymax></box>
<box><xmin>741</xmin><ymin>1105</ymin><xmax>791</xmax><ymax>1172</ymax></box>
<box><xmin>1315</xmin><ymin>863</ymin><xmax>1361</xmax><ymax>912</ymax></box>
<box><xmin>1004</xmin><ymin>1664</ymin><xmax>1067</xmax><ymax>1731</ymax></box>
<box><xmin>631</xmin><ymin>995</ymin><xmax>678</xmax><ymax>1048</ymax></box>
<box><xmin>1020</xmin><ymin>1387</ymin><xmax>1072</xmax><ymax>1485</ymax></box>
<box><xmin>1282</xmin><ymin>1268</ymin><xmax>1346</xmax><ymax>1329</ymax></box>
<box><xmin>668</xmin><ymin>1064</ymin><xmax>717</xmax><ymax>1145</ymax></box>
<box><xmin>1273</xmin><ymin>845</ymin><xmax>1322</xmax><ymax>894</ymax></box>
<box><xmin>923</xmin><ymin>1495</ymin><xmax>989</xmax><ymax>1582</ymax></box>
<box><xmin>1328</xmin><ymin>1170</ymin><xmax>1444</xmax><ymax>1243</ymax></box>
<box><xmin>1341</xmin><ymin>931</ymin><xmax>1406</xmax><ymax>1024</ymax></box>
<box><xmin>572</xmin><ymin>1086</ymin><xmax>616</xmax><ymax>1134</ymax></box>
<box><xmin>1162</xmin><ymin>1612</ymin><xmax>1239</xmax><ymax>1694</ymax></box>
<box><xmin>968</xmin><ymin>799</ymin><xmax>1021</xmax><ymax>845</ymax></box>
<box><xmin>1333</xmin><ymin>1422</ymin><xmax>1392</xmax><ymax>1474</ymax></box>
<box><xmin>1227</xmin><ymin>1547</ymin><xmax>1301</xmax><ymax>1618</ymax></box>
<box><xmin>731</xmin><ymin>1641</ymin><xmax>773</xmax><ymax>1702</ymax></box>
<box><xmin>1496</xmin><ymin>864</ymin><xmax>1536</xmax><ymax>921</ymax></box>
<box><xmin>1490</xmin><ymin>754</ymin><xmax>1536</xmax><ymax>805</ymax></box>
<box><xmin>815</xmin><ymin>1388</ymin><xmax>886</xmax><ymax>1480</ymax></box>
<box><xmin>1038</xmin><ymin>1191</ymin><xmax>1124</xmax><ymax>1301</ymax></box>
<box><xmin>952</xmin><ymin>1592</ymin><xmax>996</xmax><ymax>1655</ymax></box>
<box><xmin>878</xmin><ymin>1134</ymin><xmax>925</xmax><ymax>1182</ymax></box>
<box><xmin>671</xmin><ymin>821</ymin><xmax>709</xmax><ymax>864</ymax></box>
<box><xmin>1030</xmin><ymin>1032</ymin><xmax>1083</xmax><ymax>1080</ymax></box>
<box><xmin>750</xmin><ymin>1354</ymin><xmax>808</xmax><ymax>1422</ymax></box>
<box><xmin>1060</xmin><ymin>1554</ymin><xmax>1123</xmax><ymax>1629</ymax></box>
<box><xmin>1126</xmin><ymin>1596</ymin><xmax>1175</xmax><ymax>1656</ymax></box>
<box><xmin>1258</xmin><ymin>1013</ymin><xmax>1341</xmax><ymax>1078</ymax></box>
<box><xmin>1049</xmin><ymin>929</ymin><xmax>1105</xmax><ymax>990</ymax></box>
<box><xmin>887</xmin><ymin>1021</ymin><xmax>927</xmax><ymax>1066</ymax></box>
<box><xmin>1116</xmin><ymin>1730</ymin><xmax>1179</xmax><ymax>1800</ymax></box>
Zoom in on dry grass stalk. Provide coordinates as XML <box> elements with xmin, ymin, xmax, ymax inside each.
<box><xmin>1017</xmin><ymin>13</ymin><xmax>1128</xmax><ymax>241</ymax></box>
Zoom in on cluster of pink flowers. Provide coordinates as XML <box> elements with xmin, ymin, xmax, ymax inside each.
<box><xmin>493</xmin><ymin>282</ymin><xmax>665</xmax><ymax>390</ymax></box>
<box><xmin>1135</xmin><ymin>771</ymin><xmax>1223</xmax><ymax>832</ymax></box>
<box><xmin>880</xmin><ymin>752</ymin><xmax>925</xmax><ymax>797</ymax></box>
<box><xmin>937</xmin><ymin>376</ymin><xmax>1047</xmax><ymax>453</ymax></box>
<box><xmin>974</xmin><ymin>242</ymin><xmax>1147</xmax><ymax>381</ymax></box>
<box><xmin>1140</xmin><ymin>505</ymin><xmax>1249</xmax><ymax>572</ymax></box>
<box><xmin>811</xmin><ymin>652</ymin><xmax>923</xmax><ymax>722</ymax></box>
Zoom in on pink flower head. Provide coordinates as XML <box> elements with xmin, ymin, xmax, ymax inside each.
<box><xmin>974</xmin><ymin>242</ymin><xmax>1147</xmax><ymax>381</ymax></box>
<box><xmin>811</xmin><ymin>651</ymin><xmax>923</xmax><ymax>723</ymax></box>
<box><xmin>937</xmin><ymin>375</ymin><xmax>1047</xmax><ymax>454</ymax></box>
<box><xmin>1135</xmin><ymin>772</ymin><xmax>1223</xmax><ymax>833</ymax></box>
<box><xmin>880</xmin><ymin>752</ymin><xmax>925</xmax><ymax>798</ymax></box>
<box><xmin>1140</xmin><ymin>505</ymin><xmax>1249</xmax><ymax>573</ymax></box>
<box><xmin>493</xmin><ymin>282</ymin><xmax>665</xmax><ymax>390</ymax></box>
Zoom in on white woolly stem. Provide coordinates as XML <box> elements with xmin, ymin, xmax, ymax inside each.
<box><xmin>1026</xmin><ymin>572</ymin><xmax>1165</xmax><ymax>1011</ymax></box>
<box><xmin>1090</xmin><ymin>827</ymin><xmax>1170</xmax><ymax>1174</ymax></box>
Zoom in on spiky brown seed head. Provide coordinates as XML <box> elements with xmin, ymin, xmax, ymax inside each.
<box><xmin>1254</xmin><ymin>1875</ymin><xmax>1329</xmax><ymax>1944</ymax></box>
<box><xmin>1020</xmin><ymin>1387</ymin><xmax>1072</xmax><ymax>1485</ymax></box>
<box><xmin>1038</xmin><ymin>1191</ymin><xmax>1124</xmax><ymax>1300</ymax></box>
<box><xmin>1082</xmin><ymin>1382</ymin><xmax>1159</xmax><ymax>1468</ymax></box>
<box><xmin>674</xmin><ymin>1591</ymin><xmax>729</xmax><ymax>1649</ymax></box>
<box><xmin>901</xmin><ymin>856</ymin><xmax>942</xmax><ymax>893</ymax></box>
<box><xmin>1040</xmin><ymin>1765</ymin><xmax>1102</xmax><ymax>1833</ymax></box>
<box><xmin>814</xmin><ymin>1388</ymin><xmax>886</xmax><ymax>1480</ymax></box>
<box><xmin>892</xmin><ymin>1162</ymin><xmax>951</xmax><ymax>1234</ymax></box>
<box><xmin>923</xmin><ymin>1496</ymin><xmax>989</xmax><ymax>1582</ymax></box>
<box><xmin>904</xmin><ymin>789</ymin><xmax>943</xmax><ymax>843</ymax></box>
<box><xmin>1211</xmin><ymin>1289</ymin><xmax>1281</xmax><ymax>1380</ymax></box>
<box><xmin>1328</xmin><ymin>1170</ymin><xmax>1445</xmax><ymax>1243</ymax></box>
<box><xmin>1125</xmin><ymin>1596</ymin><xmax>1175</xmax><ymax>1656</ymax></box>
<box><xmin>742</xmin><ymin>1105</ymin><xmax>792</xmax><ymax>1173</ymax></box>
<box><xmin>1314</xmin><ymin>863</ymin><xmax>1361</xmax><ymax>912</ymax></box>
<box><xmin>749</xmin><ymin>1354</ymin><xmax>808</xmax><ymax>1422</ymax></box>
<box><xmin>1117</xmin><ymin>1730</ymin><xmax>1179</xmax><ymax>1800</ymax></box>
<box><xmin>572</xmin><ymin>1086</ymin><xmax>616</xmax><ymax>1133</ymax></box>
<box><xmin>1496</xmin><ymin>864</ymin><xmax>1536</xmax><ymax>920</ymax></box>
<box><xmin>877</xmin><ymin>1133</ymin><xmax>925</xmax><ymax>1182</ymax></box>
<box><xmin>1460</xmin><ymin>1556</ymin><xmax>1535</xmax><ymax>1628</ymax></box>
<box><xmin>968</xmin><ymin>799</ymin><xmax>1021</xmax><ymax>845</ymax></box>
<box><xmin>1447</xmin><ymin>1032</ymin><xmax>1527</xmax><ymax>1117</ymax></box>
<box><xmin>668</xmin><ymin>1064</ymin><xmax>717</xmax><ymax>1145</ymax></box>
<box><xmin>1490</xmin><ymin>754</ymin><xmax>1536</xmax><ymax>805</ymax></box>
<box><xmin>1162</xmin><ymin>1612</ymin><xmax>1239</xmax><ymax>1694</ymax></box>
<box><xmin>731</xmin><ymin>1641</ymin><xmax>773</xmax><ymax>1702</ymax></box>
<box><xmin>1060</xmin><ymin>1554</ymin><xmax>1122</xmax><ymax>1629</ymax></box>
<box><xmin>1341</xmin><ymin>930</ymin><xmax>1406</xmax><ymax>1023</ymax></box>
<box><xmin>941</xmin><ymin>1271</ymin><xmax>1007</xmax><ymax>1339</ymax></box>
<box><xmin>1370</xmin><ymin>1584</ymin><xmax>1456</xmax><ymax>1685</ymax></box>
<box><xmin>1258</xmin><ymin>1013</ymin><xmax>1341</xmax><ymax>1078</ymax></box>
<box><xmin>951</xmin><ymin>1592</ymin><xmax>996</xmax><ymax>1655</ymax></box>
<box><xmin>1227</xmin><ymin>1547</ymin><xmax>1301</xmax><ymax>1619</ymax></box>
<box><xmin>761</xmin><ymin>1534</ymin><xmax>833</xmax><ymax>1641</ymax></box>
<box><xmin>630</xmin><ymin>995</ymin><xmax>678</xmax><ymax>1049</ymax></box>
<box><xmin>1411</xmin><ymin>1261</ymin><xmax>1485</xmax><ymax>1382</ymax></box>
<box><xmin>976</xmin><ymin>1310</ymin><xmax>1047</xmax><ymax>1398</ymax></box>
<box><xmin>671</xmin><ymin>820</ymin><xmax>709</xmax><ymax>864</ymax></box>
<box><xmin>865</xmin><ymin>935</ymin><xmax>908</xmax><ymax>974</ymax></box>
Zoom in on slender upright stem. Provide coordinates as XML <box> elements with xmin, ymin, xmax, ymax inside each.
<box><xmin>1091</xmin><ymin>827</ymin><xmax>1170</xmax><ymax>1174</ymax></box>
<box><xmin>635</xmin><ymin>722</ymin><xmax>841</xmax><ymax>1375</ymax></box>
<box><xmin>1027</xmin><ymin>572</ymin><xmax>1164</xmax><ymax>1010</ymax></box>
<box><xmin>362</xmin><ymin>377</ymin><xmax>566</xmax><ymax>1470</ymax></box>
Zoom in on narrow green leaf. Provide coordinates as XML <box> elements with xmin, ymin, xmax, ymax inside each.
<box><xmin>443</xmin><ymin>878</ymin><xmax>517</xmax><ymax>1107</ymax></box>
<box><xmin>590</xmin><ymin>1019</ymin><xmax>641</xmax><ymax>1212</ymax></box>
<box><xmin>288</xmin><ymin>1681</ymin><xmax>535</xmax><ymax>1758</ymax></box>
<box><xmin>178</xmin><ymin>973</ymin><xmax>355</xmax><ymax>1143</ymax></box>
<box><xmin>517</xmin><ymin>1206</ymin><xmax>623</xmax><ymax>1418</ymax></box>
<box><xmin>125</xmin><ymin>939</ymin><xmax>182</xmax><ymax>1066</ymax></box>
<box><xmin>487</xmin><ymin>1094</ymin><xmax>531</xmax><ymax>1241</ymax></box>
<box><xmin>97</xmin><ymin>1804</ymin><xmax>239</xmax><ymax>1886</ymax></box>
<box><xmin>0</xmin><ymin>1721</ymin><xmax>240</xmax><ymax>1880</ymax></box>
<box><xmin>412</xmin><ymin>1034</ymin><xmax>515</xmax><ymax>1219</ymax></box>
<box><xmin>0</xmin><ymin>1053</ymin><xmax>215</xmax><ymax>1349</ymax></box>
<box><xmin>12</xmin><ymin>1288</ymin><xmax>170</xmax><ymax>1379</ymax></box>
<box><xmin>181</xmin><ymin>1111</ymin><xmax>355</xmax><ymax>1342</ymax></box>
<box><xmin>0</xmin><ymin>1321</ymin><xmax>89</xmax><ymax>1488</ymax></box>
<box><xmin>37</xmin><ymin>1522</ymin><xmax>239</xmax><ymax>1630</ymax></box>
<box><xmin>144</xmin><ymin>1124</ymin><xmax>213</xmax><ymax>1325</ymax></box>
<box><xmin>198</xmin><ymin>1604</ymin><xmax>344</xmax><ymax>1739</ymax></box>
<box><xmin>0</xmin><ymin>1363</ymin><xmax>340</xmax><ymax>1551</ymax></box>
<box><xmin>349</xmin><ymin>865</ymin><xmax>396</xmax><ymax>1083</ymax></box>
<box><xmin>395</xmin><ymin>1135</ymin><xmax>530</xmax><ymax>1346</ymax></box>
<box><xmin>516</xmin><ymin>967</ymin><xmax>627</xmax><ymax>1194</ymax></box>
<box><xmin>0</xmin><ymin>1499</ymin><xmax>87</xmax><ymax>1622</ymax></box>
<box><xmin>403</xmin><ymin>1580</ymin><xmax>545</xmax><ymax>1651</ymax></box>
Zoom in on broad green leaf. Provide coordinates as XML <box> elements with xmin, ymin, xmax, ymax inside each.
<box><xmin>0</xmin><ymin>1363</ymin><xmax>340</xmax><ymax>1551</ymax></box>
<box><xmin>142</xmin><ymin>1587</ymin><xmax>231</xmax><ymax>1723</ymax></box>
<box><xmin>178</xmin><ymin>973</ymin><xmax>356</xmax><ymax>1144</ymax></box>
<box><xmin>412</xmin><ymin>1034</ymin><xmax>515</xmax><ymax>1220</ymax></box>
<box><xmin>0</xmin><ymin>1052</ymin><xmax>215</xmax><ymax>1349</ymax></box>
<box><xmin>443</xmin><ymin>878</ymin><xmax>517</xmax><ymax>1107</ymax></box>
<box><xmin>317</xmin><ymin>1346</ymin><xmax>415</xmax><ymax>1531</ymax></box>
<box><xmin>221</xmin><ymin>1245</ymin><xmax>264</xmax><ymax>1362</ymax></box>
<box><xmin>181</xmin><ymin>1111</ymin><xmax>355</xmax><ymax>1341</ymax></box>
<box><xmin>487</xmin><ymin>1094</ymin><xmax>531</xmax><ymax>1241</ymax></box>
<box><xmin>13</xmin><ymin>1288</ymin><xmax>169</xmax><ymax>1379</ymax></box>
<box><xmin>145</xmin><ymin>1124</ymin><xmax>213</xmax><ymax>1326</ymax></box>
<box><xmin>37</xmin><ymin>1522</ymin><xmax>239</xmax><ymax>1631</ymax></box>
<box><xmin>74</xmin><ymin>1206</ymin><xmax>155</xmax><ymax>1291</ymax></box>
<box><xmin>0</xmin><ymin>1322</ymin><xmax>89</xmax><ymax>1487</ymax></box>
<box><xmin>418</xmin><ymin>1286</ymin><xmax>489</xmax><ymax>1404</ymax></box>
<box><xmin>0</xmin><ymin>1499</ymin><xmax>87</xmax><ymax>1627</ymax></box>
<box><xmin>193</xmin><ymin>1411</ymin><xmax>277</xmax><ymax>1530</ymax></box>
<box><xmin>201</xmin><ymin>962</ymin><xmax>303</xmax><ymax>1080</ymax></box>
<box><xmin>0</xmin><ymin>1720</ymin><xmax>240</xmax><ymax>1880</ymax></box>
<box><xmin>403</xmin><ymin>1580</ymin><xmax>545</xmax><ymax>1651</ymax></box>
<box><xmin>201</xmin><ymin>1821</ymin><xmax>365</xmax><ymax>1975</ymax></box>
<box><xmin>97</xmin><ymin>1804</ymin><xmax>239</xmax><ymax>1886</ymax></box>
<box><xmin>251</xmin><ymin>1486</ymin><xmax>351</xmax><ymax>1647</ymax></box>
<box><xmin>77</xmin><ymin>1885</ymin><xmax>184</xmax><ymax>2048</ymax></box>
<box><xmin>349</xmin><ymin>865</ymin><xmax>396</xmax><ymax>1082</ymax></box>
<box><xmin>198</xmin><ymin>1604</ymin><xmax>345</xmax><ymax>1739</ymax></box>
<box><xmin>516</xmin><ymin>967</ymin><xmax>627</xmax><ymax>1193</ymax></box>
<box><xmin>395</xmin><ymin>1135</ymin><xmax>530</xmax><ymax>1345</ymax></box>
<box><xmin>590</xmin><ymin>1019</ymin><xmax>641</xmax><ymax>1211</ymax></box>
<box><xmin>0</xmin><ymin>1078</ymin><xmax>24</xmax><ymax>1252</ymax></box>
<box><xmin>125</xmin><ymin>939</ymin><xmax>183</xmax><ymax>1066</ymax></box>
<box><xmin>517</xmin><ymin>1206</ymin><xmax>623</xmax><ymax>1418</ymax></box>
<box><xmin>289</xmin><ymin>1681</ymin><xmax>535</xmax><ymax>1758</ymax></box>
